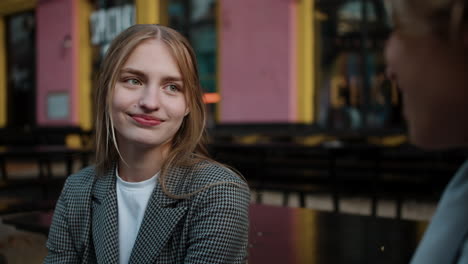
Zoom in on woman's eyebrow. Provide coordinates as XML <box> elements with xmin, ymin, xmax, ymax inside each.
<box><xmin>120</xmin><ymin>68</ymin><xmax>183</xmax><ymax>84</ymax></box>
<box><xmin>120</xmin><ymin>67</ymin><xmax>147</xmax><ymax>79</ymax></box>
<box><xmin>161</xmin><ymin>76</ymin><xmax>183</xmax><ymax>83</ymax></box>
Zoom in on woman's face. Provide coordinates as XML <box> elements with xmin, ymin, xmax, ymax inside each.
<box><xmin>111</xmin><ymin>39</ymin><xmax>189</xmax><ymax>150</ymax></box>
<box><xmin>385</xmin><ymin>18</ymin><xmax>468</xmax><ymax>149</ymax></box>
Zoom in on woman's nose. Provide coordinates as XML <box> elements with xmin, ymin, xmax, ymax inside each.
<box><xmin>138</xmin><ymin>87</ymin><xmax>160</xmax><ymax>111</ymax></box>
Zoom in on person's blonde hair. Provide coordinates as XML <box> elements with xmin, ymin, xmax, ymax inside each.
<box><xmin>390</xmin><ymin>0</ymin><xmax>467</xmax><ymax>40</ymax></box>
<box><xmin>94</xmin><ymin>24</ymin><xmax>243</xmax><ymax>198</ymax></box>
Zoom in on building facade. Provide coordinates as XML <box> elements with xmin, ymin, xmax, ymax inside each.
<box><xmin>0</xmin><ymin>0</ymin><xmax>402</xmax><ymax>136</ymax></box>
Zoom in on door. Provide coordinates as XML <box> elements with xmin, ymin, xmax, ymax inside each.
<box><xmin>6</xmin><ymin>10</ymin><xmax>36</xmax><ymax>129</ymax></box>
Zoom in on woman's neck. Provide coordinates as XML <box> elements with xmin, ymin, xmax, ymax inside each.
<box><xmin>117</xmin><ymin>142</ymin><xmax>170</xmax><ymax>182</ymax></box>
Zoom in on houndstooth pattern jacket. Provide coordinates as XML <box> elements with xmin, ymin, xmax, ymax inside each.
<box><xmin>44</xmin><ymin>161</ymin><xmax>250</xmax><ymax>264</ymax></box>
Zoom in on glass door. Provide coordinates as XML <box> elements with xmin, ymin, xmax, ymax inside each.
<box><xmin>6</xmin><ymin>10</ymin><xmax>36</xmax><ymax>129</ymax></box>
<box><xmin>314</xmin><ymin>0</ymin><xmax>402</xmax><ymax>131</ymax></box>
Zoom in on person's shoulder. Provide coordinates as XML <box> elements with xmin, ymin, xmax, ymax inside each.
<box><xmin>194</xmin><ymin>160</ymin><xmax>244</xmax><ymax>183</ymax></box>
<box><xmin>187</xmin><ymin>160</ymin><xmax>249</xmax><ymax>192</ymax></box>
<box><xmin>63</xmin><ymin>165</ymin><xmax>97</xmax><ymax>192</ymax></box>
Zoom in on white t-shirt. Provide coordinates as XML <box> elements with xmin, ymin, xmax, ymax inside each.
<box><xmin>116</xmin><ymin>170</ymin><xmax>158</xmax><ymax>264</ymax></box>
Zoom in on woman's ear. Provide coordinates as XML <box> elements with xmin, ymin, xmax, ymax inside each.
<box><xmin>184</xmin><ymin>108</ymin><xmax>190</xmax><ymax>116</ymax></box>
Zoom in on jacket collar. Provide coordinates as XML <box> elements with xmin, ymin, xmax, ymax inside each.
<box><xmin>91</xmin><ymin>165</ymin><xmax>119</xmax><ymax>263</ymax></box>
<box><xmin>91</xmin><ymin>164</ymin><xmax>190</xmax><ymax>263</ymax></box>
<box><xmin>91</xmin><ymin>164</ymin><xmax>192</xmax><ymax>206</ymax></box>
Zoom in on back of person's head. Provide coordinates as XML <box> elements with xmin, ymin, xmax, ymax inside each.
<box><xmin>390</xmin><ymin>0</ymin><xmax>468</xmax><ymax>41</ymax></box>
<box><xmin>385</xmin><ymin>0</ymin><xmax>468</xmax><ymax>149</ymax></box>
<box><xmin>94</xmin><ymin>24</ymin><xmax>208</xmax><ymax>176</ymax></box>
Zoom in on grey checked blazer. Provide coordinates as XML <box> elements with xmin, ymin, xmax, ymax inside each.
<box><xmin>44</xmin><ymin>161</ymin><xmax>250</xmax><ymax>264</ymax></box>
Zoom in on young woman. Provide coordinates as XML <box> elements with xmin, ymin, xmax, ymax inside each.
<box><xmin>385</xmin><ymin>0</ymin><xmax>468</xmax><ymax>263</ymax></box>
<box><xmin>44</xmin><ymin>24</ymin><xmax>250</xmax><ymax>264</ymax></box>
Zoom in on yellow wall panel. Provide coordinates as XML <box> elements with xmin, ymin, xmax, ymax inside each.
<box><xmin>78</xmin><ymin>0</ymin><xmax>93</xmax><ymax>131</ymax></box>
<box><xmin>215</xmin><ymin>0</ymin><xmax>221</xmax><ymax>122</ymax></box>
<box><xmin>0</xmin><ymin>18</ymin><xmax>6</xmax><ymax>127</ymax></box>
<box><xmin>297</xmin><ymin>0</ymin><xmax>314</xmax><ymax>123</ymax></box>
<box><xmin>0</xmin><ymin>0</ymin><xmax>36</xmax><ymax>16</ymax></box>
<box><xmin>135</xmin><ymin>0</ymin><xmax>168</xmax><ymax>25</ymax></box>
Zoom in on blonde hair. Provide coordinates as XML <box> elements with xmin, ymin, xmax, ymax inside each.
<box><xmin>390</xmin><ymin>0</ymin><xmax>467</xmax><ymax>40</ymax></box>
<box><xmin>94</xmin><ymin>24</ymin><xmax>241</xmax><ymax>198</ymax></box>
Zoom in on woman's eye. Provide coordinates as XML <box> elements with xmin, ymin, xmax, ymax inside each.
<box><xmin>166</xmin><ymin>84</ymin><xmax>180</xmax><ymax>92</ymax></box>
<box><xmin>125</xmin><ymin>78</ymin><xmax>141</xmax><ymax>85</ymax></box>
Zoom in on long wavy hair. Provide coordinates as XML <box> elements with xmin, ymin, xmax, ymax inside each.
<box><xmin>94</xmin><ymin>24</ymin><xmax>237</xmax><ymax>198</ymax></box>
<box><xmin>389</xmin><ymin>0</ymin><xmax>467</xmax><ymax>40</ymax></box>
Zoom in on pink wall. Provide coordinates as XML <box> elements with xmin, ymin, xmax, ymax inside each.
<box><xmin>36</xmin><ymin>0</ymin><xmax>77</xmax><ymax>126</ymax></box>
<box><xmin>219</xmin><ymin>0</ymin><xmax>296</xmax><ymax>123</ymax></box>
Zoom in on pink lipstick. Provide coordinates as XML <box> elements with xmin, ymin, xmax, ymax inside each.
<box><xmin>131</xmin><ymin>114</ymin><xmax>163</xmax><ymax>126</ymax></box>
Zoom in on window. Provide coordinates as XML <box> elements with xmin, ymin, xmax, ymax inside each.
<box><xmin>314</xmin><ymin>0</ymin><xmax>402</xmax><ymax>131</ymax></box>
<box><xmin>6</xmin><ymin>11</ymin><xmax>36</xmax><ymax>128</ymax></box>
<box><xmin>169</xmin><ymin>0</ymin><xmax>218</xmax><ymax>126</ymax></box>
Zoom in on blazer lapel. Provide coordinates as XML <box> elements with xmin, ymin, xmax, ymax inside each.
<box><xmin>129</xmin><ymin>167</ymin><xmax>189</xmax><ymax>263</ymax></box>
<box><xmin>91</xmin><ymin>166</ymin><xmax>119</xmax><ymax>264</ymax></box>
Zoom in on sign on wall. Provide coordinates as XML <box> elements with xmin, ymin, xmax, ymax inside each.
<box><xmin>90</xmin><ymin>4</ymin><xmax>135</xmax><ymax>56</ymax></box>
<box><xmin>47</xmin><ymin>92</ymin><xmax>69</xmax><ymax>120</ymax></box>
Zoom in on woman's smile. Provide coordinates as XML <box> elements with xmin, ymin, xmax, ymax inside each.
<box><xmin>130</xmin><ymin>114</ymin><xmax>164</xmax><ymax>127</ymax></box>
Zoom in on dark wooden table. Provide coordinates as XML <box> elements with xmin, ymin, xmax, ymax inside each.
<box><xmin>248</xmin><ymin>204</ymin><xmax>427</xmax><ymax>264</ymax></box>
<box><xmin>2</xmin><ymin>204</ymin><xmax>427</xmax><ymax>263</ymax></box>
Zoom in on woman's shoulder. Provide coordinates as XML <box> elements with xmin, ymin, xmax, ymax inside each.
<box><xmin>184</xmin><ymin>160</ymin><xmax>249</xmax><ymax>193</ymax></box>
<box><xmin>61</xmin><ymin>165</ymin><xmax>97</xmax><ymax>194</ymax></box>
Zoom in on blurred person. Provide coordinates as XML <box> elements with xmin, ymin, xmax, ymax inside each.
<box><xmin>385</xmin><ymin>0</ymin><xmax>468</xmax><ymax>263</ymax></box>
<box><xmin>44</xmin><ymin>24</ymin><xmax>249</xmax><ymax>264</ymax></box>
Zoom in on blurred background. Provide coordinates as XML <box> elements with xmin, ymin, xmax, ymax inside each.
<box><xmin>0</xmin><ymin>0</ymin><xmax>464</xmax><ymax>263</ymax></box>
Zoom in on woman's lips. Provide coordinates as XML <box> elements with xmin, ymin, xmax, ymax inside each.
<box><xmin>131</xmin><ymin>114</ymin><xmax>163</xmax><ymax>126</ymax></box>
